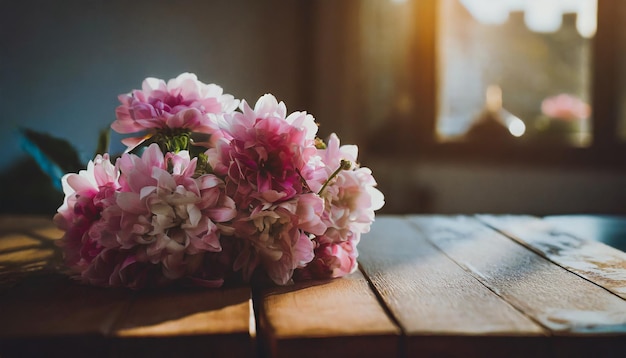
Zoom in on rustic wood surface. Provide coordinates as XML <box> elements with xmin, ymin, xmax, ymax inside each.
<box><xmin>358</xmin><ymin>216</ymin><xmax>547</xmax><ymax>357</ymax></box>
<box><xmin>0</xmin><ymin>215</ymin><xmax>63</xmax><ymax>288</ymax></box>
<box><xmin>544</xmin><ymin>215</ymin><xmax>626</xmax><ymax>252</ymax></box>
<box><xmin>479</xmin><ymin>214</ymin><xmax>626</xmax><ymax>299</ymax></box>
<box><xmin>111</xmin><ymin>286</ymin><xmax>254</xmax><ymax>358</ymax></box>
<box><xmin>0</xmin><ymin>216</ymin><xmax>254</xmax><ymax>358</ymax></box>
<box><xmin>1</xmin><ymin>214</ymin><xmax>626</xmax><ymax>358</ymax></box>
<box><xmin>411</xmin><ymin>215</ymin><xmax>626</xmax><ymax>356</ymax></box>
<box><xmin>1</xmin><ymin>275</ymin><xmax>133</xmax><ymax>357</ymax></box>
<box><xmin>257</xmin><ymin>269</ymin><xmax>400</xmax><ymax>358</ymax></box>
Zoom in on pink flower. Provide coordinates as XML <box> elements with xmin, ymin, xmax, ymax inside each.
<box><xmin>290</xmin><ymin>133</ymin><xmax>383</xmax><ymax>281</ymax></box>
<box><xmin>54</xmin><ymin>154</ymin><xmax>119</xmax><ymax>275</ymax></box>
<box><xmin>54</xmin><ymin>143</ymin><xmax>238</xmax><ymax>289</ymax></box>
<box><xmin>317</xmin><ymin>134</ymin><xmax>384</xmax><ymax>243</ymax></box>
<box><xmin>55</xmin><ymin>78</ymin><xmax>385</xmax><ymax>288</ymax></box>
<box><xmin>183</xmin><ymin>237</ymin><xmax>241</xmax><ymax>288</ymax></box>
<box><xmin>112</xmin><ymin>144</ymin><xmax>236</xmax><ymax>281</ymax></box>
<box><xmin>209</xmin><ymin>94</ymin><xmax>319</xmax><ymax>205</ymax></box>
<box><xmin>320</xmin><ymin>168</ymin><xmax>384</xmax><ymax>242</ymax></box>
<box><xmin>82</xmin><ymin>245</ymin><xmax>232</xmax><ymax>289</ymax></box>
<box><xmin>232</xmin><ymin>193</ymin><xmax>326</xmax><ymax>285</ymax></box>
<box><xmin>112</xmin><ymin>73</ymin><xmax>239</xmax><ymax>149</ymax></box>
<box><xmin>541</xmin><ymin>94</ymin><xmax>591</xmax><ymax>121</ymax></box>
<box><xmin>295</xmin><ymin>238</ymin><xmax>359</xmax><ymax>280</ymax></box>
<box><xmin>82</xmin><ymin>248</ymin><xmax>168</xmax><ymax>289</ymax></box>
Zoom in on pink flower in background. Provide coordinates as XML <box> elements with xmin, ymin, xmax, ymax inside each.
<box><xmin>112</xmin><ymin>72</ymin><xmax>239</xmax><ymax>149</ymax></box>
<box><xmin>54</xmin><ymin>154</ymin><xmax>119</xmax><ymax>275</ymax></box>
<box><xmin>541</xmin><ymin>94</ymin><xmax>591</xmax><ymax>121</ymax></box>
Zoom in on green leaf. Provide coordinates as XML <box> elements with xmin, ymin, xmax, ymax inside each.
<box><xmin>19</xmin><ymin>128</ymin><xmax>84</xmax><ymax>190</ymax></box>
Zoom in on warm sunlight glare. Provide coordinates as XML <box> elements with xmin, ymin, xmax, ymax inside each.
<box><xmin>459</xmin><ymin>0</ymin><xmax>597</xmax><ymax>37</ymax></box>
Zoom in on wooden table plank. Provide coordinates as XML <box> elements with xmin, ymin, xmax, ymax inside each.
<box><xmin>0</xmin><ymin>216</ymin><xmax>255</xmax><ymax>358</ymax></box>
<box><xmin>0</xmin><ymin>216</ymin><xmax>131</xmax><ymax>357</ymax></box>
<box><xmin>478</xmin><ymin>215</ymin><xmax>626</xmax><ymax>299</ymax></box>
<box><xmin>257</xmin><ymin>270</ymin><xmax>400</xmax><ymax>358</ymax></box>
<box><xmin>4</xmin><ymin>214</ymin><xmax>626</xmax><ymax>357</ymax></box>
<box><xmin>410</xmin><ymin>216</ymin><xmax>626</xmax><ymax>356</ymax></box>
<box><xmin>0</xmin><ymin>215</ymin><xmax>63</xmax><ymax>288</ymax></box>
<box><xmin>358</xmin><ymin>216</ymin><xmax>547</xmax><ymax>357</ymax></box>
<box><xmin>544</xmin><ymin>215</ymin><xmax>626</xmax><ymax>252</ymax></box>
<box><xmin>0</xmin><ymin>273</ymin><xmax>133</xmax><ymax>357</ymax></box>
<box><xmin>111</xmin><ymin>286</ymin><xmax>254</xmax><ymax>358</ymax></box>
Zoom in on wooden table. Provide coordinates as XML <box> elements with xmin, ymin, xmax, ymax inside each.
<box><xmin>1</xmin><ymin>215</ymin><xmax>626</xmax><ymax>357</ymax></box>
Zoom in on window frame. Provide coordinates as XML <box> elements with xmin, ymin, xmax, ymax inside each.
<box><xmin>400</xmin><ymin>0</ymin><xmax>626</xmax><ymax>170</ymax></box>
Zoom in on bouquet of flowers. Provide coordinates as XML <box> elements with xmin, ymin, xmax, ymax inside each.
<box><xmin>52</xmin><ymin>73</ymin><xmax>384</xmax><ymax>289</ymax></box>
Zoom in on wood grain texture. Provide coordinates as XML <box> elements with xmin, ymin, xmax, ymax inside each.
<box><xmin>358</xmin><ymin>216</ymin><xmax>546</xmax><ymax>357</ymax></box>
<box><xmin>111</xmin><ymin>286</ymin><xmax>254</xmax><ymax>358</ymax></box>
<box><xmin>544</xmin><ymin>215</ymin><xmax>626</xmax><ymax>252</ymax></box>
<box><xmin>0</xmin><ymin>215</ymin><xmax>131</xmax><ymax>357</ymax></box>
<box><xmin>0</xmin><ymin>216</ymin><xmax>255</xmax><ymax>358</ymax></box>
<box><xmin>0</xmin><ymin>215</ymin><xmax>63</xmax><ymax>288</ymax></box>
<box><xmin>0</xmin><ymin>274</ymin><xmax>132</xmax><ymax>357</ymax></box>
<box><xmin>257</xmin><ymin>270</ymin><xmax>400</xmax><ymax>358</ymax></box>
<box><xmin>478</xmin><ymin>215</ymin><xmax>626</xmax><ymax>300</ymax></box>
<box><xmin>4</xmin><ymin>214</ymin><xmax>626</xmax><ymax>357</ymax></box>
<box><xmin>410</xmin><ymin>215</ymin><xmax>626</xmax><ymax>343</ymax></box>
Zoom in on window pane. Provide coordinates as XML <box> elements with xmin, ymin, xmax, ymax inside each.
<box><xmin>437</xmin><ymin>0</ymin><xmax>594</xmax><ymax>146</ymax></box>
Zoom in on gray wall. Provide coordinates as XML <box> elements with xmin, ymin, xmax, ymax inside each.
<box><xmin>1</xmin><ymin>0</ymin><xmax>304</xmax><ymax>168</ymax></box>
<box><xmin>371</xmin><ymin>159</ymin><xmax>626</xmax><ymax>215</ymax></box>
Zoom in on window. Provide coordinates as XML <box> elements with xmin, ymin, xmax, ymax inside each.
<box><xmin>305</xmin><ymin>0</ymin><xmax>626</xmax><ymax>168</ymax></box>
<box><xmin>438</xmin><ymin>0</ymin><xmax>594</xmax><ymax>147</ymax></box>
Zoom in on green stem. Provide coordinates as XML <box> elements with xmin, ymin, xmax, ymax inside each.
<box><xmin>318</xmin><ymin>159</ymin><xmax>351</xmax><ymax>195</ymax></box>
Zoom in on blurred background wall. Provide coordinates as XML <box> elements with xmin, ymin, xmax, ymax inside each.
<box><xmin>1</xmin><ymin>0</ymin><xmax>308</xmax><ymax>213</ymax></box>
<box><xmin>2</xmin><ymin>0</ymin><xmax>626</xmax><ymax>215</ymax></box>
